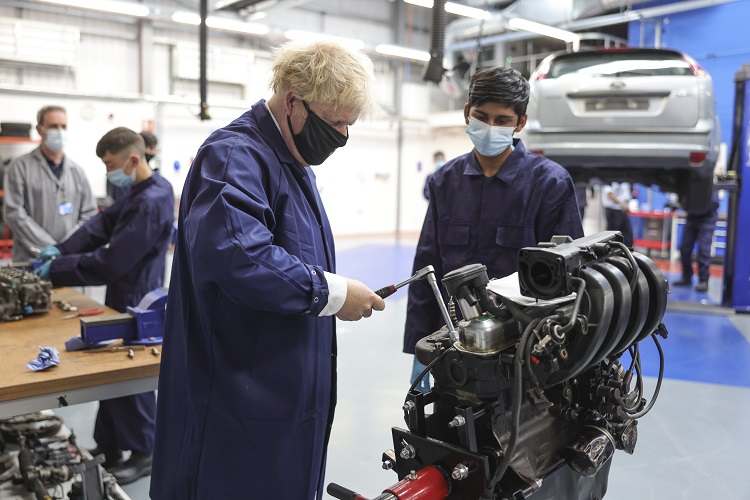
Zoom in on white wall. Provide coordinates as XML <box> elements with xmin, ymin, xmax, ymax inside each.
<box><xmin>0</xmin><ymin>5</ymin><xmax>468</xmax><ymax>236</ymax></box>
<box><xmin>0</xmin><ymin>90</ymin><xmax>471</xmax><ymax>235</ymax></box>
<box><xmin>1</xmin><ymin>95</ymin><xmax>155</xmax><ymax>198</ymax></box>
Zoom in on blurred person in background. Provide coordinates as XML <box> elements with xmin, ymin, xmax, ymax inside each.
<box><xmin>672</xmin><ymin>192</ymin><xmax>720</xmax><ymax>292</ymax></box>
<box><xmin>423</xmin><ymin>150</ymin><xmax>446</xmax><ymax>200</ymax></box>
<box><xmin>602</xmin><ymin>181</ymin><xmax>634</xmax><ymax>247</ymax></box>
<box><xmin>3</xmin><ymin>105</ymin><xmax>97</xmax><ymax>262</ymax></box>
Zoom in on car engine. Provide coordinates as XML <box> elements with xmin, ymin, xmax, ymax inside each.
<box><xmin>0</xmin><ymin>266</ymin><xmax>52</xmax><ymax>322</ymax></box>
<box><xmin>328</xmin><ymin>231</ymin><xmax>669</xmax><ymax>500</ymax></box>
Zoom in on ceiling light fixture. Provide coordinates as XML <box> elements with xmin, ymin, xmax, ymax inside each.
<box><xmin>403</xmin><ymin>0</ymin><xmax>433</xmax><ymax>7</ymax></box>
<box><xmin>445</xmin><ymin>3</ymin><xmax>491</xmax><ymax>19</ymax></box>
<box><xmin>403</xmin><ymin>0</ymin><xmax>491</xmax><ymax>19</ymax></box>
<box><xmin>172</xmin><ymin>11</ymin><xmax>269</xmax><ymax>35</ymax></box>
<box><xmin>507</xmin><ymin>17</ymin><xmax>580</xmax><ymax>49</ymax></box>
<box><xmin>375</xmin><ymin>44</ymin><xmax>431</xmax><ymax>62</ymax></box>
<box><xmin>284</xmin><ymin>30</ymin><xmax>365</xmax><ymax>50</ymax></box>
<box><xmin>207</xmin><ymin>17</ymin><xmax>269</xmax><ymax>35</ymax></box>
<box><xmin>35</xmin><ymin>0</ymin><xmax>150</xmax><ymax>17</ymax></box>
<box><xmin>172</xmin><ymin>11</ymin><xmax>201</xmax><ymax>25</ymax></box>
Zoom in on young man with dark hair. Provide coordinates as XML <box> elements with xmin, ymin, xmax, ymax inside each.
<box><xmin>404</xmin><ymin>67</ymin><xmax>584</xmax><ymax>390</ymax></box>
<box><xmin>106</xmin><ymin>130</ymin><xmax>159</xmax><ymax>203</ymax></box>
<box><xmin>36</xmin><ymin>126</ymin><xmax>174</xmax><ymax>485</ymax></box>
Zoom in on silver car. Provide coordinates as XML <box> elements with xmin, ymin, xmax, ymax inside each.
<box><xmin>520</xmin><ymin>48</ymin><xmax>719</xmax><ymax>212</ymax></box>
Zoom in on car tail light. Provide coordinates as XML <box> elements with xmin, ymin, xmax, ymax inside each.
<box><xmin>531</xmin><ymin>57</ymin><xmax>552</xmax><ymax>81</ymax></box>
<box><xmin>530</xmin><ymin>150</ymin><xmax>544</xmax><ymax>156</ymax></box>
<box><xmin>683</xmin><ymin>54</ymin><xmax>708</xmax><ymax>77</ymax></box>
<box><xmin>689</xmin><ymin>151</ymin><xmax>708</xmax><ymax>164</ymax></box>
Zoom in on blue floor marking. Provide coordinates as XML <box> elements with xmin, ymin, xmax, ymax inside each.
<box><xmin>631</xmin><ymin>311</ymin><xmax>750</xmax><ymax>388</ymax></box>
<box><xmin>665</xmin><ymin>271</ymin><xmax>722</xmax><ymax>304</ymax></box>
<box><xmin>336</xmin><ymin>243</ymin><xmax>416</xmax><ymax>295</ymax></box>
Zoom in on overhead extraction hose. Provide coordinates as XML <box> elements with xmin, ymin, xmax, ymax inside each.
<box><xmin>422</xmin><ymin>0</ymin><xmax>446</xmax><ymax>83</ymax></box>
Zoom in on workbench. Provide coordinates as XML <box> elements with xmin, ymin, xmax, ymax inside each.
<box><xmin>0</xmin><ymin>287</ymin><xmax>160</xmax><ymax>419</ymax></box>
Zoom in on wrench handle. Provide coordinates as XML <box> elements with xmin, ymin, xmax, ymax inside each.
<box><xmin>374</xmin><ymin>284</ymin><xmax>397</xmax><ymax>299</ymax></box>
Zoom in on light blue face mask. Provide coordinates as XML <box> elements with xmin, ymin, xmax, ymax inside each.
<box><xmin>107</xmin><ymin>158</ymin><xmax>136</xmax><ymax>187</ymax></box>
<box><xmin>43</xmin><ymin>128</ymin><xmax>67</xmax><ymax>153</ymax></box>
<box><xmin>466</xmin><ymin>116</ymin><xmax>515</xmax><ymax>157</ymax></box>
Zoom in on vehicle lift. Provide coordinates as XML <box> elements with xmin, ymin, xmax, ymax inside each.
<box><xmin>722</xmin><ymin>63</ymin><xmax>750</xmax><ymax>312</ymax></box>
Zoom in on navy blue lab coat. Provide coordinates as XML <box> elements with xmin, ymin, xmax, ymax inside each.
<box><xmin>151</xmin><ymin>101</ymin><xmax>338</xmax><ymax>500</ymax></box>
<box><xmin>50</xmin><ymin>173</ymin><xmax>174</xmax><ymax>452</ymax></box>
<box><xmin>404</xmin><ymin>141</ymin><xmax>584</xmax><ymax>353</ymax></box>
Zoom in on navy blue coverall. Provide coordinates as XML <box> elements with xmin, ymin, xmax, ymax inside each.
<box><xmin>404</xmin><ymin>142</ymin><xmax>610</xmax><ymax>499</ymax></box>
<box><xmin>404</xmin><ymin>141</ymin><xmax>584</xmax><ymax>354</ymax></box>
<box><xmin>50</xmin><ymin>173</ymin><xmax>174</xmax><ymax>454</ymax></box>
<box><xmin>151</xmin><ymin>101</ymin><xmax>338</xmax><ymax>500</ymax></box>
<box><xmin>679</xmin><ymin>194</ymin><xmax>720</xmax><ymax>284</ymax></box>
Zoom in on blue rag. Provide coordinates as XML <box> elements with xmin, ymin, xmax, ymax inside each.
<box><xmin>27</xmin><ymin>346</ymin><xmax>60</xmax><ymax>371</ymax></box>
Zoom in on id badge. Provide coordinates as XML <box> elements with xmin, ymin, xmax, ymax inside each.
<box><xmin>58</xmin><ymin>202</ymin><xmax>74</xmax><ymax>216</ymax></box>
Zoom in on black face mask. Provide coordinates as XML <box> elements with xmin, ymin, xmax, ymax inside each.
<box><xmin>145</xmin><ymin>153</ymin><xmax>155</xmax><ymax>163</ymax></box>
<box><xmin>287</xmin><ymin>99</ymin><xmax>348</xmax><ymax>166</ymax></box>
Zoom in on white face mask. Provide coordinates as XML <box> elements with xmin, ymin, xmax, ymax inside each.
<box><xmin>43</xmin><ymin>128</ymin><xmax>67</xmax><ymax>153</ymax></box>
<box><xmin>465</xmin><ymin>116</ymin><xmax>515</xmax><ymax>157</ymax></box>
<box><xmin>106</xmin><ymin>158</ymin><xmax>137</xmax><ymax>187</ymax></box>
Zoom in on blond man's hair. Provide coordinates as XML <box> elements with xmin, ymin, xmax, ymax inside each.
<box><xmin>269</xmin><ymin>40</ymin><xmax>377</xmax><ymax>119</ymax></box>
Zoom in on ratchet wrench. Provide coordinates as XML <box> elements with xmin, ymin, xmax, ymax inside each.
<box><xmin>375</xmin><ymin>265</ymin><xmax>458</xmax><ymax>342</ymax></box>
<box><xmin>374</xmin><ymin>265</ymin><xmax>436</xmax><ymax>299</ymax></box>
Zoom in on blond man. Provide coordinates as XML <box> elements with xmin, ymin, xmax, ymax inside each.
<box><xmin>151</xmin><ymin>41</ymin><xmax>385</xmax><ymax>499</ymax></box>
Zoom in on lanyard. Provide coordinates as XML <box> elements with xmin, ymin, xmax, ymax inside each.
<box><xmin>39</xmin><ymin>154</ymin><xmax>68</xmax><ymax>202</ymax></box>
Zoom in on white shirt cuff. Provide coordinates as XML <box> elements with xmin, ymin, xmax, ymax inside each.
<box><xmin>320</xmin><ymin>271</ymin><xmax>347</xmax><ymax>316</ymax></box>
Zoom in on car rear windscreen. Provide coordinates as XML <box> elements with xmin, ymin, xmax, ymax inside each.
<box><xmin>547</xmin><ymin>51</ymin><xmax>693</xmax><ymax>79</ymax></box>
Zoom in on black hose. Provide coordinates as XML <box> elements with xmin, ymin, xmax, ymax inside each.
<box><xmin>627</xmin><ymin>334</ymin><xmax>664</xmax><ymax>419</ymax></box>
<box><xmin>486</xmin><ymin>320</ymin><xmax>537</xmax><ymax>495</ymax></box>
<box><xmin>522</xmin><ymin>317</ymin><xmax>546</xmax><ymax>387</ymax></box>
<box><xmin>497</xmin><ymin>295</ymin><xmax>535</xmax><ymax>325</ymax></box>
<box><xmin>407</xmin><ymin>346</ymin><xmax>457</xmax><ymax>395</ymax></box>
<box><xmin>612</xmin><ymin>242</ymin><xmax>639</xmax><ymax>290</ymax></box>
<box><xmin>421</xmin><ymin>0</ymin><xmax>446</xmax><ymax>83</ymax></box>
<box><xmin>624</xmin><ymin>345</ymin><xmax>637</xmax><ymax>384</ymax></box>
<box><xmin>558</xmin><ymin>277</ymin><xmax>585</xmax><ymax>334</ymax></box>
<box><xmin>619</xmin><ymin>346</ymin><xmax>643</xmax><ymax>413</ymax></box>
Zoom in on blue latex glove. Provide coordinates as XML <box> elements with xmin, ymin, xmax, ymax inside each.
<box><xmin>35</xmin><ymin>260</ymin><xmax>52</xmax><ymax>281</ymax></box>
<box><xmin>410</xmin><ymin>355</ymin><xmax>431</xmax><ymax>393</ymax></box>
<box><xmin>38</xmin><ymin>245</ymin><xmax>61</xmax><ymax>262</ymax></box>
<box><xmin>27</xmin><ymin>346</ymin><xmax>60</xmax><ymax>371</ymax></box>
